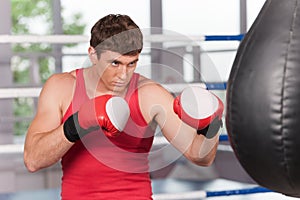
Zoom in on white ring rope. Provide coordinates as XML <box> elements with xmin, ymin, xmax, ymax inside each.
<box><xmin>0</xmin><ymin>87</ymin><xmax>41</xmax><ymax>99</ymax></box>
<box><xmin>153</xmin><ymin>190</ymin><xmax>207</xmax><ymax>200</ymax></box>
<box><xmin>0</xmin><ymin>35</ymin><xmax>89</xmax><ymax>44</ymax></box>
<box><xmin>0</xmin><ymin>83</ymin><xmax>206</xmax><ymax>99</ymax></box>
<box><xmin>0</xmin><ymin>34</ymin><xmax>204</xmax><ymax>44</ymax></box>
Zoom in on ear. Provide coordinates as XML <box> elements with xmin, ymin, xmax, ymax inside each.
<box><xmin>88</xmin><ymin>46</ymin><xmax>98</xmax><ymax>64</ymax></box>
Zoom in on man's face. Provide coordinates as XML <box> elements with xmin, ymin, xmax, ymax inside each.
<box><xmin>95</xmin><ymin>50</ymin><xmax>139</xmax><ymax>94</ymax></box>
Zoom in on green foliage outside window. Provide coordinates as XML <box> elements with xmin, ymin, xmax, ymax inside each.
<box><xmin>12</xmin><ymin>0</ymin><xmax>86</xmax><ymax>136</ymax></box>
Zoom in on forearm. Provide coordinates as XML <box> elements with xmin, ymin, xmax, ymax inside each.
<box><xmin>164</xmin><ymin>119</ymin><xmax>219</xmax><ymax>166</ymax></box>
<box><xmin>24</xmin><ymin>125</ymin><xmax>73</xmax><ymax>172</ymax></box>
<box><xmin>186</xmin><ymin>133</ymin><xmax>219</xmax><ymax>166</ymax></box>
<box><xmin>172</xmin><ymin>86</ymin><xmax>223</xmax><ymax>165</ymax></box>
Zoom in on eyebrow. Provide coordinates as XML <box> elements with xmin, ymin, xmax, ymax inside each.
<box><xmin>108</xmin><ymin>58</ymin><xmax>139</xmax><ymax>65</ymax></box>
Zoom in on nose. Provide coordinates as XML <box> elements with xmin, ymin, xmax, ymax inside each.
<box><xmin>117</xmin><ymin>65</ymin><xmax>127</xmax><ymax>79</ymax></box>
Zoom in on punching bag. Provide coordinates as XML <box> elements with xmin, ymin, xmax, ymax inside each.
<box><xmin>226</xmin><ymin>0</ymin><xmax>300</xmax><ymax>197</ymax></box>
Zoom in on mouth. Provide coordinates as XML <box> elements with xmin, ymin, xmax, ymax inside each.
<box><xmin>112</xmin><ymin>81</ymin><xmax>126</xmax><ymax>87</ymax></box>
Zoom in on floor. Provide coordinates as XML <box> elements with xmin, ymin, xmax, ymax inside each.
<box><xmin>0</xmin><ymin>178</ymin><xmax>298</xmax><ymax>200</ymax></box>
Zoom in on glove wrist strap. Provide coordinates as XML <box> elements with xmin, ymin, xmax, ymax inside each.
<box><xmin>63</xmin><ymin>112</ymin><xmax>99</xmax><ymax>142</ymax></box>
<box><xmin>197</xmin><ymin>118</ymin><xmax>223</xmax><ymax>139</ymax></box>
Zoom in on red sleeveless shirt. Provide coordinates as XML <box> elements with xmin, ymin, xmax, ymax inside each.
<box><xmin>60</xmin><ymin>68</ymin><xmax>155</xmax><ymax>200</ymax></box>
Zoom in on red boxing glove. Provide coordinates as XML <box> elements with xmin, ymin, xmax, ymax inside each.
<box><xmin>63</xmin><ymin>95</ymin><xmax>130</xmax><ymax>142</ymax></box>
<box><xmin>173</xmin><ymin>86</ymin><xmax>224</xmax><ymax>138</ymax></box>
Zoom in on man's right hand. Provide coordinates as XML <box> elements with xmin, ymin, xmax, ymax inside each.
<box><xmin>173</xmin><ymin>86</ymin><xmax>224</xmax><ymax>138</ymax></box>
<box><xmin>63</xmin><ymin>95</ymin><xmax>130</xmax><ymax>142</ymax></box>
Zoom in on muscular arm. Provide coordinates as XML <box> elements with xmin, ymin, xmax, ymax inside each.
<box><xmin>139</xmin><ymin>81</ymin><xmax>219</xmax><ymax>166</ymax></box>
<box><xmin>24</xmin><ymin>73</ymin><xmax>75</xmax><ymax>172</ymax></box>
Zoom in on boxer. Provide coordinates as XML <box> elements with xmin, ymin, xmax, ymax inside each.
<box><xmin>24</xmin><ymin>14</ymin><xmax>224</xmax><ymax>200</ymax></box>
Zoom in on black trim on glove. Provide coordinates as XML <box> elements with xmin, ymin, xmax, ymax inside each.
<box><xmin>197</xmin><ymin>118</ymin><xmax>223</xmax><ymax>139</ymax></box>
<box><xmin>63</xmin><ymin>112</ymin><xmax>99</xmax><ymax>142</ymax></box>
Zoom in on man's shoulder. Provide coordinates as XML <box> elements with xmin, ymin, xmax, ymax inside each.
<box><xmin>46</xmin><ymin>71</ymin><xmax>76</xmax><ymax>85</ymax></box>
<box><xmin>39</xmin><ymin>71</ymin><xmax>77</xmax><ymax>108</ymax></box>
<box><xmin>41</xmin><ymin>71</ymin><xmax>76</xmax><ymax>97</ymax></box>
<box><xmin>137</xmin><ymin>75</ymin><xmax>170</xmax><ymax>96</ymax></box>
<box><xmin>138</xmin><ymin>75</ymin><xmax>160</xmax><ymax>89</ymax></box>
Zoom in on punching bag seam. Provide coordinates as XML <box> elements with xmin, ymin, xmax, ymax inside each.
<box><xmin>226</xmin><ymin>0</ymin><xmax>271</xmax><ymax>145</ymax></box>
<box><xmin>280</xmin><ymin>0</ymin><xmax>299</xmax><ymax>191</ymax></box>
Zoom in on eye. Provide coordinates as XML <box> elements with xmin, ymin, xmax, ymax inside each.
<box><xmin>128</xmin><ymin>61</ymin><xmax>137</xmax><ymax>67</ymax></box>
<box><xmin>111</xmin><ymin>60</ymin><xmax>119</xmax><ymax>67</ymax></box>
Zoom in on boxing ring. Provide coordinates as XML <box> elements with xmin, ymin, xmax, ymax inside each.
<box><xmin>0</xmin><ymin>33</ymin><xmax>296</xmax><ymax>200</ymax></box>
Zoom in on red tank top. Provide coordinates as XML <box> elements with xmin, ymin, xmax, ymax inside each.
<box><xmin>60</xmin><ymin>69</ymin><xmax>154</xmax><ymax>200</ymax></box>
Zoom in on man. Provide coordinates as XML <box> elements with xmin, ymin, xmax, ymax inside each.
<box><xmin>24</xmin><ymin>14</ymin><xmax>223</xmax><ymax>200</ymax></box>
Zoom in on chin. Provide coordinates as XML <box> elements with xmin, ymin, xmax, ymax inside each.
<box><xmin>111</xmin><ymin>86</ymin><xmax>126</xmax><ymax>94</ymax></box>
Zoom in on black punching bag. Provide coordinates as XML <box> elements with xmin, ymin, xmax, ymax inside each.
<box><xmin>226</xmin><ymin>0</ymin><xmax>300</xmax><ymax>197</ymax></box>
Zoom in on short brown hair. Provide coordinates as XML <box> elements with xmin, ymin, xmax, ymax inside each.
<box><xmin>90</xmin><ymin>14</ymin><xmax>143</xmax><ymax>56</ymax></box>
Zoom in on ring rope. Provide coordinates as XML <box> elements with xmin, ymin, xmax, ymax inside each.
<box><xmin>0</xmin><ymin>83</ymin><xmax>227</xmax><ymax>99</ymax></box>
<box><xmin>0</xmin><ymin>137</ymin><xmax>232</xmax><ymax>155</ymax></box>
<box><xmin>0</xmin><ymin>87</ymin><xmax>41</xmax><ymax>99</ymax></box>
<box><xmin>153</xmin><ymin>186</ymin><xmax>272</xmax><ymax>199</ymax></box>
<box><xmin>0</xmin><ymin>34</ymin><xmax>244</xmax><ymax>44</ymax></box>
<box><xmin>219</xmin><ymin>134</ymin><xmax>229</xmax><ymax>142</ymax></box>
